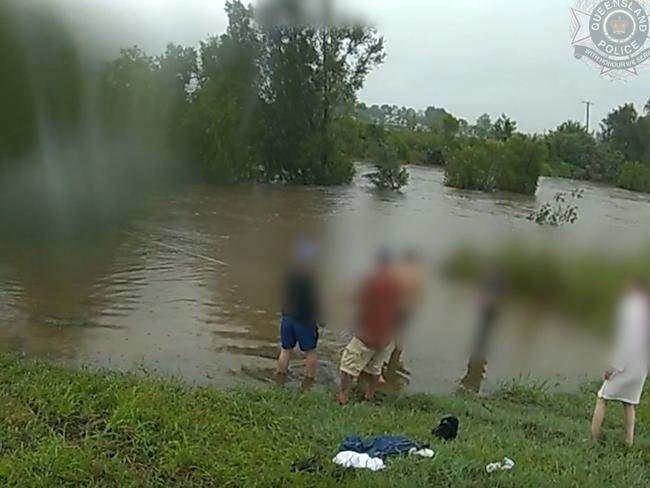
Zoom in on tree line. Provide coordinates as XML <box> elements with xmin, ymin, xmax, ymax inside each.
<box><xmin>2</xmin><ymin>0</ymin><xmax>649</xmax><ymax>196</ymax></box>
<box><xmin>363</xmin><ymin>102</ymin><xmax>650</xmax><ymax>195</ymax></box>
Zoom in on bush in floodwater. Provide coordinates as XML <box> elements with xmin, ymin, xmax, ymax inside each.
<box><xmin>444</xmin><ymin>139</ymin><xmax>497</xmax><ymax>191</ymax></box>
<box><xmin>527</xmin><ymin>189</ymin><xmax>583</xmax><ymax>226</ymax></box>
<box><xmin>494</xmin><ymin>135</ymin><xmax>546</xmax><ymax>195</ymax></box>
<box><xmin>617</xmin><ymin>161</ymin><xmax>650</xmax><ymax>193</ymax></box>
<box><xmin>445</xmin><ymin>135</ymin><xmax>544</xmax><ymax>195</ymax></box>
<box><xmin>364</xmin><ymin>130</ymin><xmax>410</xmax><ymax>191</ymax></box>
<box><xmin>443</xmin><ymin>243</ymin><xmax>650</xmax><ymax>330</ymax></box>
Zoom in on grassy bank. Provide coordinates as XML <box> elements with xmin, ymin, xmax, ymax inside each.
<box><xmin>1</xmin><ymin>356</ymin><xmax>650</xmax><ymax>487</ymax></box>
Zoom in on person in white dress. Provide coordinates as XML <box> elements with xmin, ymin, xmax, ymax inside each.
<box><xmin>591</xmin><ymin>278</ymin><xmax>650</xmax><ymax>446</ymax></box>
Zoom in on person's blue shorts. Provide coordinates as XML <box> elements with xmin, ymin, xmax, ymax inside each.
<box><xmin>280</xmin><ymin>315</ymin><xmax>318</xmax><ymax>352</ymax></box>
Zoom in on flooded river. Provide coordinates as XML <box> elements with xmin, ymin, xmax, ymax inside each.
<box><xmin>2</xmin><ymin>165</ymin><xmax>650</xmax><ymax>394</ymax></box>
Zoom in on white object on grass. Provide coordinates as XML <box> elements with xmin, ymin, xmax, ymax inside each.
<box><xmin>333</xmin><ymin>451</ymin><xmax>385</xmax><ymax>471</ymax></box>
<box><xmin>408</xmin><ymin>447</ymin><xmax>435</xmax><ymax>458</ymax></box>
<box><xmin>486</xmin><ymin>457</ymin><xmax>515</xmax><ymax>473</ymax></box>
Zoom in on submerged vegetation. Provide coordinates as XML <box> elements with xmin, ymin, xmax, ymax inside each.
<box><xmin>1</xmin><ymin>355</ymin><xmax>650</xmax><ymax>487</ymax></box>
<box><xmin>527</xmin><ymin>189</ymin><xmax>583</xmax><ymax>226</ymax></box>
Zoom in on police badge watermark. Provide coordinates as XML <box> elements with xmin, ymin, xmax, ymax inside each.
<box><xmin>571</xmin><ymin>0</ymin><xmax>650</xmax><ymax>80</ymax></box>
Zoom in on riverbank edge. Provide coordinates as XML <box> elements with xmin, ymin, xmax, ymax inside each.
<box><xmin>0</xmin><ymin>354</ymin><xmax>649</xmax><ymax>487</ymax></box>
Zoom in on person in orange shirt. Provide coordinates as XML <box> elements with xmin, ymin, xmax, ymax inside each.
<box><xmin>336</xmin><ymin>251</ymin><xmax>402</xmax><ymax>405</ymax></box>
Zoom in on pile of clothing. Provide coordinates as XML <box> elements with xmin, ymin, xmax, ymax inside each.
<box><xmin>332</xmin><ymin>436</ymin><xmax>435</xmax><ymax>472</ymax></box>
<box><xmin>292</xmin><ymin>416</ymin><xmax>515</xmax><ymax>476</ymax></box>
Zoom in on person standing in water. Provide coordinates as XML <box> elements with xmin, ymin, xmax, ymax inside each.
<box><xmin>336</xmin><ymin>251</ymin><xmax>402</xmax><ymax>405</ymax></box>
<box><xmin>384</xmin><ymin>250</ymin><xmax>424</xmax><ymax>377</ymax></box>
<box><xmin>276</xmin><ymin>242</ymin><xmax>322</xmax><ymax>384</ymax></box>
<box><xmin>459</xmin><ymin>262</ymin><xmax>504</xmax><ymax>393</ymax></box>
<box><xmin>591</xmin><ymin>277</ymin><xmax>649</xmax><ymax>447</ymax></box>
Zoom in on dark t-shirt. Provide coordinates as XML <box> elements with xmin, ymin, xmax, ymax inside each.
<box><xmin>356</xmin><ymin>268</ymin><xmax>402</xmax><ymax>350</ymax></box>
<box><xmin>282</xmin><ymin>269</ymin><xmax>319</xmax><ymax>327</ymax></box>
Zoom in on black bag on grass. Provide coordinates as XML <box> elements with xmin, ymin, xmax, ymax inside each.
<box><xmin>433</xmin><ymin>416</ymin><xmax>459</xmax><ymax>440</ymax></box>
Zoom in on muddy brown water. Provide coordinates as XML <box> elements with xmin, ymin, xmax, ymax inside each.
<box><xmin>2</xmin><ymin>166</ymin><xmax>650</xmax><ymax>394</ymax></box>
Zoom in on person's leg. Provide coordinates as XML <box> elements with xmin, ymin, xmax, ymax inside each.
<box><xmin>297</xmin><ymin>324</ymin><xmax>319</xmax><ymax>381</ymax></box>
<box><xmin>473</xmin><ymin>308</ymin><xmax>496</xmax><ymax>358</ymax></box>
<box><xmin>276</xmin><ymin>349</ymin><xmax>292</xmax><ymax>375</ymax></box>
<box><xmin>305</xmin><ymin>351</ymin><xmax>317</xmax><ymax>380</ymax></box>
<box><xmin>337</xmin><ymin>337</ymin><xmax>367</xmax><ymax>405</ymax></box>
<box><xmin>277</xmin><ymin>317</ymin><xmax>297</xmax><ymax>375</ymax></box>
<box><xmin>623</xmin><ymin>403</ymin><xmax>636</xmax><ymax>447</ymax></box>
<box><xmin>364</xmin><ymin>373</ymin><xmax>381</xmax><ymax>401</ymax></box>
<box><xmin>591</xmin><ymin>397</ymin><xmax>607</xmax><ymax>442</ymax></box>
<box><xmin>337</xmin><ymin>371</ymin><xmax>354</xmax><ymax>405</ymax></box>
<box><xmin>391</xmin><ymin>335</ymin><xmax>404</xmax><ymax>363</ymax></box>
<box><xmin>364</xmin><ymin>345</ymin><xmax>393</xmax><ymax>401</ymax></box>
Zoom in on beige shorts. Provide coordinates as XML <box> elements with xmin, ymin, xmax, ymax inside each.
<box><xmin>340</xmin><ymin>336</ymin><xmax>393</xmax><ymax>378</ymax></box>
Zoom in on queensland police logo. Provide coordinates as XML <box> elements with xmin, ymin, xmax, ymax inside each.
<box><xmin>571</xmin><ymin>0</ymin><xmax>650</xmax><ymax>80</ymax></box>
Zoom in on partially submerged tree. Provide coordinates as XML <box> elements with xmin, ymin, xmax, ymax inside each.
<box><xmin>257</xmin><ymin>0</ymin><xmax>385</xmax><ymax>184</ymax></box>
<box><xmin>364</xmin><ymin>125</ymin><xmax>409</xmax><ymax>191</ymax></box>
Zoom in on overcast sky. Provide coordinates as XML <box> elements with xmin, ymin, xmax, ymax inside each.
<box><xmin>55</xmin><ymin>0</ymin><xmax>650</xmax><ymax>132</ymax></box>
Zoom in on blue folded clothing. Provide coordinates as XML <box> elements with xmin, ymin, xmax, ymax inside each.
<box><xmin>339</xmin><ymin>436</ymin><xmax>423</xmax><ymax>458</ymax></box>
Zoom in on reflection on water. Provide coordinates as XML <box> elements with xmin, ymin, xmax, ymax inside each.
<box><xmin>2</xmin><ymin>166</ymin><xmax>650</xmax><ymax>393</ymax></box>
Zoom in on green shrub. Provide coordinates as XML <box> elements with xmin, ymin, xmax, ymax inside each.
<box><xmin>541</xmin><ymin>160</ymin><xmax>574</xmax><ymax>178</ymax></box>
<box><xmin>444</xmin><ymin>140</ymin><xmax>497</xmax><ymax>191</ymax></box>
<box><xmin>495</xmin><ymin>135</ymin><xmax>545</xmax><ymax>195</ymax></box>
<box><xmin>365</xmin><ymin>137</ymin><xmax>410</xmax><ymax>190</ymax></box>
<box><xmin>445</xmin><ymin>136</ymin><xmax>543</xmax><ymax>195</ymax></box>
<box><xmin>617</xmin><ymin>161</ymin><xmax>650</xmax><ymax>193</ymax></box>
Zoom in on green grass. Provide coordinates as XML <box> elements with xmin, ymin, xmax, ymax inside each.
<box><xmin>1</xmin><ymin>355</ymin><xmax>650</xmax><ymax>487</ymax></box>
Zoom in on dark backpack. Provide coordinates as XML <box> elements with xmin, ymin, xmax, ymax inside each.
<box><xmin>432</xmin><ymin>416</ymin><xmax>459</xmax><ymax>440</ymax></box>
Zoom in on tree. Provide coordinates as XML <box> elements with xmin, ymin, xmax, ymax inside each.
<box><xmin>257</xmin><ymin>0</ymin><xmax>385</xmax><ymax>184</ymax></box>
<box><xmin>440</xmin><ymin>113</ymin><xmax>461</xmax><ymax>140</ymax></box>
<box><xmin>492</xmin><ymin>114</ymin><xmax>517</xmax><ymax>141</ymax></box>
<box><xmin>600</xmin><ymin>104</ymin><xmax>642</xmax><ymax>162</ymax></box>
<box><xmin>424</xmin><ymin>106</ymin><xmax>449</xmax><ymax>128</ymax></box>
<box><xmin>545</xmin><ymin>121</ymin><xmax>595</xmax><ymax>176</ymax></box>
<box><xmin>473</xmin><ymin>113</ymin><xmax>492</xmax><ymax>138</ymax></box>
<box><xmin>188</xmin><ymin>1</ymin><xmax>262</xmax><ymax>183</ymax></box>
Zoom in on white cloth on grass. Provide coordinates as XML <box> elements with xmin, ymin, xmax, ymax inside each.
<box><xmin>598</xmin><ymin>291</ymin><xmax>649</xmax><ymax>405</ymax></box>
<box><xmin>408</xmin><ymin>447</ymin><xmax>435</xmax><ymax>458</ymax></box>
<box><xmin>333</xmin><ymin>451</ymin><xmax>385</xmax><ymax>471</ymax></box>
<box><xmin>486</xmin><ymin>457</ymin><xmax>515</xmax><ymax>473</ymax></box>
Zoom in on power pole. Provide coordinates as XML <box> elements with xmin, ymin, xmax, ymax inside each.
<box><xmin>582</xmin><ymin>101</ymin><xmax>594</xmax><ymax>132</ymax></box>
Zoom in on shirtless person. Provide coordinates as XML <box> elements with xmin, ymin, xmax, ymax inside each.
<box><xmin>336</xmin><ymin>251</ymin><xmax>402</xmax><ymax>405</ymax></box>
<box><xmin>390</xmin><ymin>250</ymin><xmax>424</xmax><ymax>367</ymax></box>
